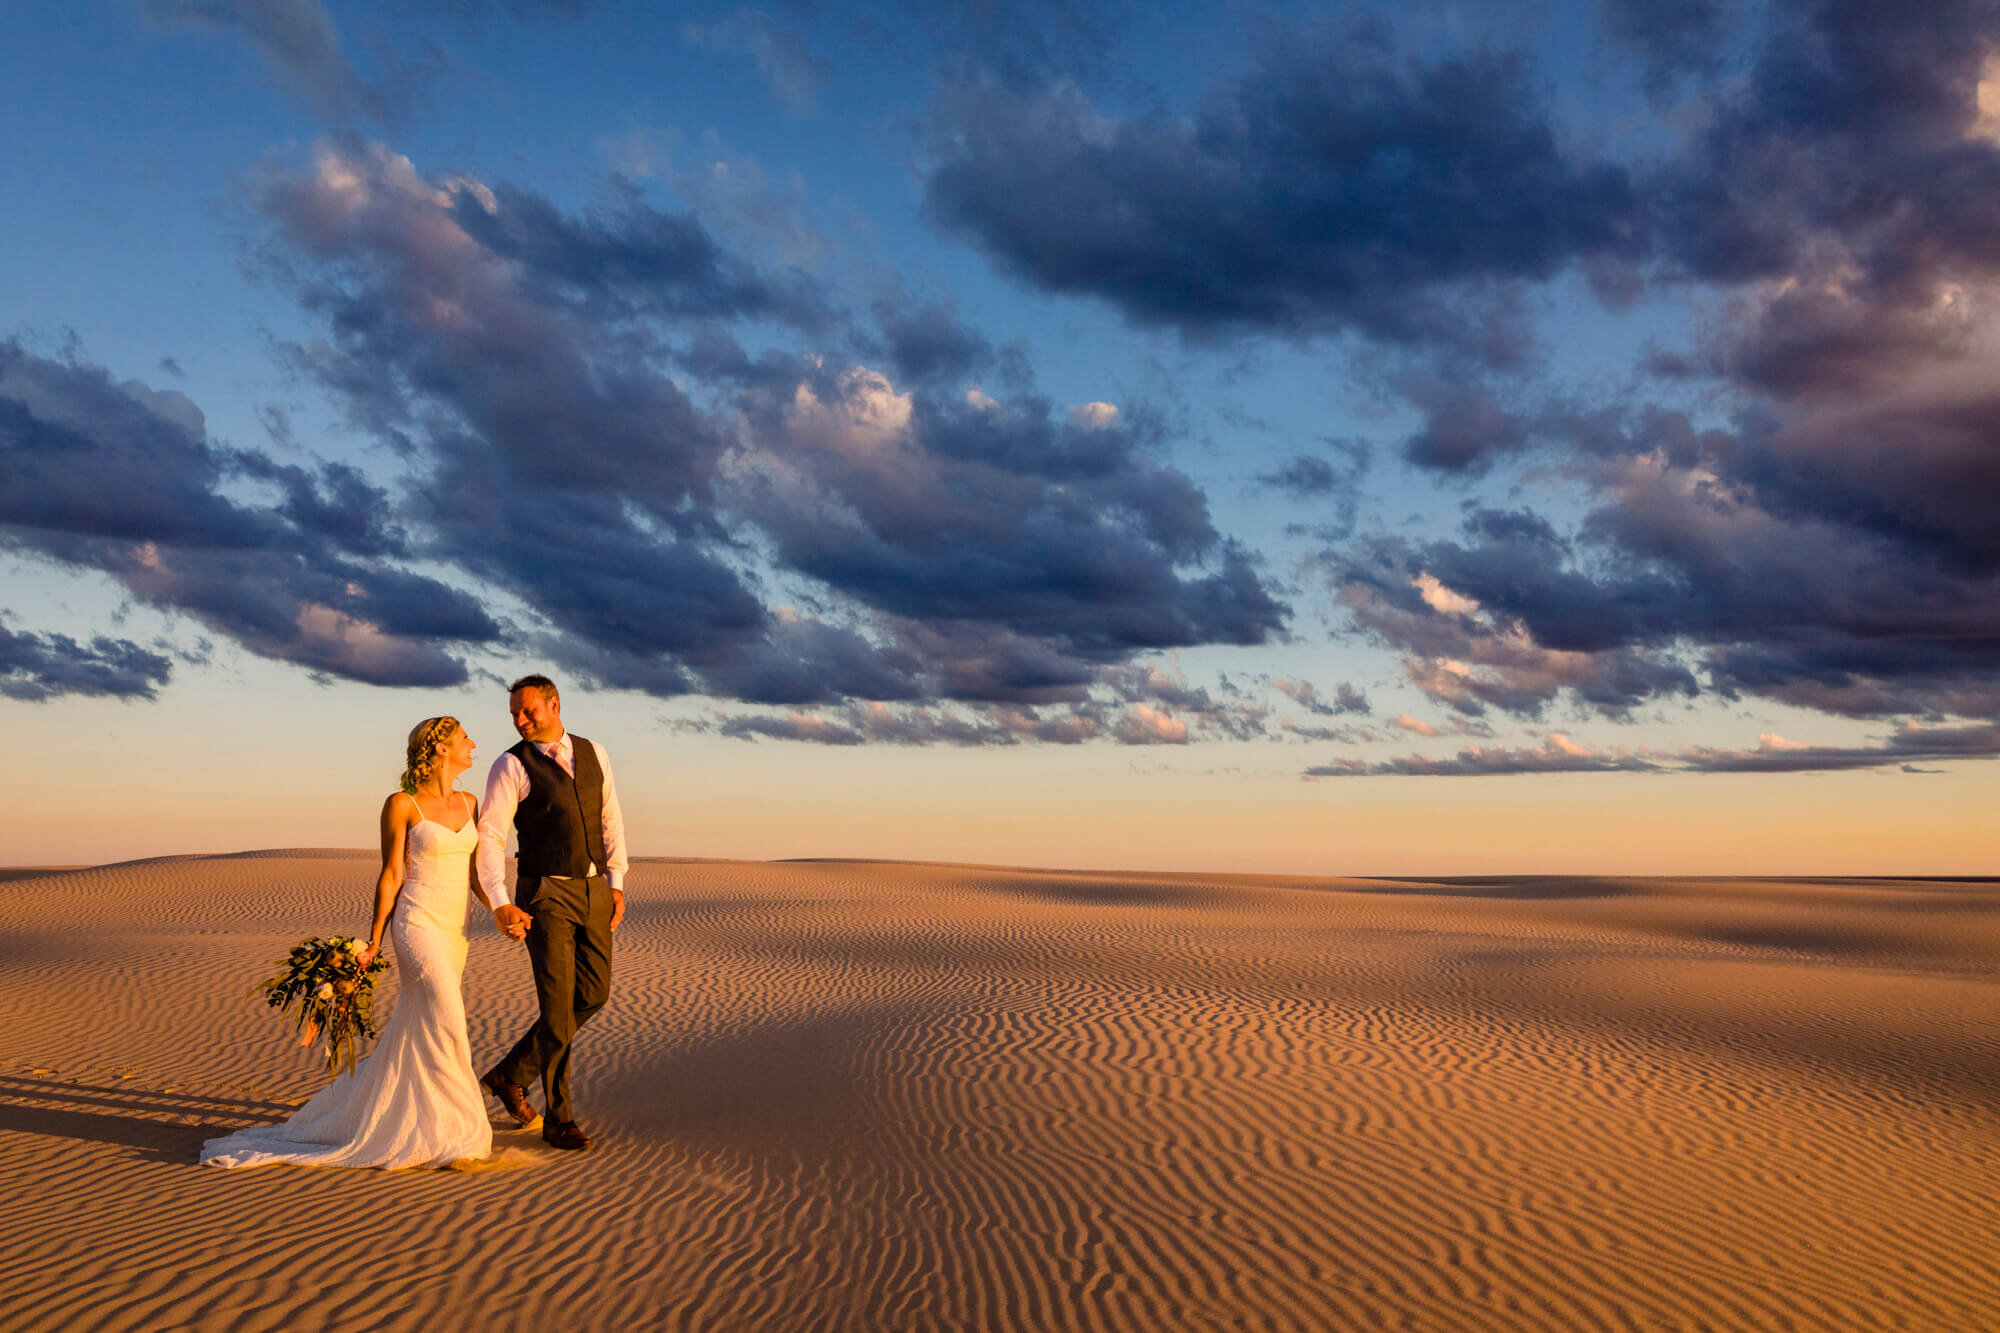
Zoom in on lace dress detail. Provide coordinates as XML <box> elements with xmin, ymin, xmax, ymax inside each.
<box><xmin>201</xmin><ymin>818</ymin><xmax>493</xmax><ymax>1169</ymax></box>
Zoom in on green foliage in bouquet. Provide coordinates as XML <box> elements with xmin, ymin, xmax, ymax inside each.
<box><xmin>253</xmin><ymin>935</ymin><xmax>391</xmax><ymax>1077</ymax></box>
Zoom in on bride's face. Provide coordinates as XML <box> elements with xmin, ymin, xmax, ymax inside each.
<box><xmin>442</xmin><ymin>728</ymin><xmax>476</xmax><ymax>771</ymax></box>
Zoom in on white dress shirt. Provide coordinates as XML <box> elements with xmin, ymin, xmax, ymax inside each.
<box><xmin>474</xmin><ymin>731</ymin><xmax>628</xmax><ymax>909</ymax></box>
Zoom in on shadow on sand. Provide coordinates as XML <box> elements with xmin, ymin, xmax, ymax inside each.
<box><xmin>0</xmin><ymin>1075</ymin><xmax>292</xmax><ymax>1163</ymax></box>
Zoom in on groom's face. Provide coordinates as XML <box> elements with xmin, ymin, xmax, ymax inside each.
<box><xmin>510</xmin><ymin>686</ymin><xmax>562</xmax><ymax>744</ymax></box>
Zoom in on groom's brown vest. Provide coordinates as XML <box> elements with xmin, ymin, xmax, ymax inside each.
<box><xmin>509</xmin><ymin>736</ymin><xmax>607</xmax><ymax>881</ymax></box>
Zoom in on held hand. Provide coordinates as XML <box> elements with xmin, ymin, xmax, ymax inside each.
<box><xmin>357</xmin><ymin>941</ymin><xmax>381</xmax><ymax>970</ymax></box>
<box><xmin>609</xmin><ymin>888</ymin><xmax>626</xmax><ymax>933</ymax></box>
<box><xmin>493</xmin><ymin>903</ymin><xmax>533</xmax><ymax>943</ymax></box>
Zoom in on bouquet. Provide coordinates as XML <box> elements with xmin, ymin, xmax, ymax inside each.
<box><xmin>252</xmin><ymin>935</ymin><xmax>391</xmax><ymax>1077</ymax></box>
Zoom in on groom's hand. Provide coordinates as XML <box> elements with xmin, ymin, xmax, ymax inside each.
<box><xmin>493</xmin><ymin>904</ymin><xmax>532</xmax><ymax>942</ymax></box>
<box><xmin>609</xmin><ymin>889</ymin><xmax>625</xmax><ymax>933</ymax></box>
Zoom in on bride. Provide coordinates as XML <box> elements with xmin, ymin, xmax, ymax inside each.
<box><xmin>202</xmin><ymin>716</ymin><xmax>497</xmax><ymax>1169</ymax></box>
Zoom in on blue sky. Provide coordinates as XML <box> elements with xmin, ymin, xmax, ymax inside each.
<box><xmin>3</xmin><ymin>1</ymin><xmax>1996</xmax><ymax>870</ymax></box>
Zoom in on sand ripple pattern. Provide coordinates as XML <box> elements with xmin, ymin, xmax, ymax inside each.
<box><xmin>1</xmin><ymin>856</ymin><xmax>1996</xmax><ymax>1330</ymax></box>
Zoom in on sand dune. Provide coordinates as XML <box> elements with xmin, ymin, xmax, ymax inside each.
<box><xmin>1</xmin><ymin>853</ymin><xmax>1996</xmax><ymax>1331</ymax></box>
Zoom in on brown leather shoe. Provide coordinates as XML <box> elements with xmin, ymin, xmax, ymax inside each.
<box><xmin>481</xmin><ymin>1068</ymin><xmax>537</xmax><ymax>1127</ymax></box>
<box><xmin>542</xmin><ymin>1119</ymin><xmax>594</xmax><ymax>1152</ymax></box>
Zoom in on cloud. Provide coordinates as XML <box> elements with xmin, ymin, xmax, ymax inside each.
<box><xmin>1673</xmin><ymin>721</ymin><xmax>2000</xmax><ymax>773</ymax></box>
<box><xmin>144</xmin><ymin>0</ymin><xmax>588</xmax><ymax>124</ymax></box>
<box><xmin>0</xmin><ymin>341</ymin><xmax>498</xmax><ymax>688</ymax></box>
<box><xmin>1309</xmin><ymin>732</ymin><xmax>1659</xmax><ymax>777</ymax></box>
<box><xmin>1307</xmin><ymin>721</ymin><xmax>2000</xmax><ymax>778</ymax></box>
<box><xmin>1258</xmin><ymin>438</ymin><xmax>1371</xmax><ymax>538</ymax></box>
<box><xmin>0</xmin><ymin>617</ymin><xmax>174</xmax><ymax>701</ymax></box>
<box><xmin>1334</xmin><ymin>524</ymin><xmax>1702</xmax><ymax>719</ymax></box>
<box><xmin>714</xmin><ymin>709</ymin><xmax>866</xmax><ymax>746</ymax></box>
<box><xmin>1599</xmin><ymin>0</ymin><xmax>1734</xmax><ymax>95</ymax></box>
<box><xmin>726</xmin><ymin>368</ymin><xmax>1290</xmax><ymax>678</ymax></box>
<box><xmin>920</xmin><ymin>21</ymin><xmax>1638</xmax><ymax>354</ymax></box>
<box><xmin>439</xmin><ymin>177</ymin><xmax>833</xmax><ymax>334</ymax></box>
<box><xmin>146</xmin><ymin>0</ymin><xmax>380</xmax><ymax>122</ymax></box>
<box><xmin>1283</xmin><ymin>721</ymin><xmax>1378</xmax><ymax>744</ymax></box>
<box><xmin>229</xmin><ymin>453</ymin><xmax>408</xmax><ymax>557</ymax></box>
<box><xmin>684</xmin><ymin>699</ymin><xmax>1101</xmax><ymax>747</ymax></box>
<box><xmin>1115</xmin><ymin>702</ymin><xmax>1189</xmax><ymax>745</ymax></box>
<box><xmin>870</xmin><ymin>299</ymin><xmax>994</xmax><ymax>385</ymax></box>
<box><xmin>683</xmin><ymin>9</ymin><xmax>830</xmax><ymax>115</ymax></box>
<box><xmin>1068</xmin><ymin>401</ymin><xmax>1118</xmax><ymax>430</ymax></box>
<box><xmin>1394</xmin><ymin>373</ymin><xmax>1533</xmax><ymax>474</ymax></box>
<box><xmin>1328</xmin><ymin>338</ymin><xmax>2000</xmax><ymax>725</ymax></box>
<box><xmin>1271</xmin><ymin>677</ymin><xmax>1369</xmax><ymax>716</ymax></box>
<box><xmin>242</xmin><ymin>141</ymin><xmax>1289</xmax><ymax>716</ymax></box>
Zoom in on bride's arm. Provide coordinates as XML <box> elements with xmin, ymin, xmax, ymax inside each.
<box><xmin>464</xmin><ymin>792</ymin><xmax>481</xmax><ymax>900</ymax></box>
<box><xmin>360</xmin><ymin>794</ymin><xmax>414</xmax><ymax>969</ymax></box>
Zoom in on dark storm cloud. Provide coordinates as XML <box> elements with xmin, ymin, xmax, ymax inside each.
<box><xmin>0</xmin><ymin>341</ymin><xmax>497</xmax><ymax>688</ymax></box>
<box><xmin>1326</xmin><ymin>0</ymin><xmax>2000</xmax><ymax>722</ymax></box>
<box><xmin>230</xmin><ymin>452</ymin><xmax>408</xmax><ymax>557</ymax></box>
<box><xmin>0</xmin><ymin>617</ymin><xmax>174</xmax><ymax>701</ymax></box>
<box><xmin>913</xmin><ymin>0</ymin><xmax>2000</xmax><ymax>736</ymax></box>
<box><xmin>868</xmin><ymin>300</ymin><xmax>993</xmax><ymax>386</ymax></box>
<box><xmin>1331</xmin><ymin>514</ymin><xmax>1703</xmax><ymax>719</ymax></box>
<box><xmin>446</xmin><ymin>180</ymin><xmax>833</xmax><ymax>332</ymax></box>
<box><xmin>0</xmin><ymin>344</ymin><xmax>268</xmax><ymax>548</ymax></box>
<box><xmin>1653</xmin><ymin>1</ymin><xmax>2000</xmax><ymax>279</ymax></box>
<box><xmin>686</xmin><ymin>615</ymin><xmax>926</xmax><ymax>706</ymax></box>
<box><xmin>920</xmin><ymin>21</ymin><xmax>1639</xmax><ymax>351</ymax></box>
<box><xmin>1645</xmin><ymin>0</ymin><xmax>2000</xmax><ymax>410</ymax></box>
<box><xmin>1395</xmin><ymin>376</ymin><xmax>1534</xmax><ymax>474</ymax></box>
<box><xmin>729</xmin><ymin>372</ymin><xmax>1290</xmax><ymax>678</ymax></box>
<box><xmin>247</xmin><ymin>141</ymin><xmax>1289</xmax><ymax>715</ymax></box>
<box><xmin>1599</xmin><ymin>0</ymin><xmax>1735</xmax><ymax>94</ymax></box>
<box><xmin>252</xmin><ymin>142</ymin><xmax>785</xmax><ymax>688</ymax></box>
<box><xmin>1330</xmin><ymin>457</ymin><xmax>2000</xmax><ymax>724</ymax></box>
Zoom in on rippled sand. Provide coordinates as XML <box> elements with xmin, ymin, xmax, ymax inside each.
<box><xmin>2</xmin><ymin>853</ymin><xmax>1996</xmax><ymax>1330</ymax></box>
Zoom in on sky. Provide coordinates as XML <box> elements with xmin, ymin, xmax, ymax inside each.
<box><xmin>2</xmin><ymin>0</ymin><xmax>1996</xmax><ymax>873</ymax></box>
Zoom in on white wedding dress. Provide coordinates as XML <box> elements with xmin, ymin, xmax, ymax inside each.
<box><xmin>202</xmin><ymin>817</ymin><xmax>493</xmax><ymax>1169</ymax></box>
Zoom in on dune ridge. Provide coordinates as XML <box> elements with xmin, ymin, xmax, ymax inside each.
<box><xmin>1</xmin><ymin>853</ymin><xmax>1996</xmax><ymax>1330</ymax></box>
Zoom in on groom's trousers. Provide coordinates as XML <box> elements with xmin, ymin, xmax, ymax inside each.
<box><xmin>497</xmin><ymin>871</ymin><xmax>613</xmax><ymax>1125</ymax></box>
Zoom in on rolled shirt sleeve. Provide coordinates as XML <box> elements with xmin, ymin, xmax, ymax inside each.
<box><xmin>592</xmin><ymin>739</ymin><xmax>628</xmax><ymax>891</ymax></box>
<box><xmin>474</xmin><ymin>753</ymin><xmax>526</xmax><ymax>910</ymax></box>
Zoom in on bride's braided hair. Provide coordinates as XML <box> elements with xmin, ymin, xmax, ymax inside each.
<box><xmin>400</xmin><ymin>716</ymin><xmax>462</xmax><ymax>796</ymax></box>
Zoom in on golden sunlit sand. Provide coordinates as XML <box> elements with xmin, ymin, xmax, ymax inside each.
<box><xmin>2</xmin><ymin>852</ymin><xmax>1997</xmax><ymax>1330</ymax></box>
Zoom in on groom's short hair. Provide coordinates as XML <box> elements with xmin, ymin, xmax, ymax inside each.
<box><xmin>508</xmin><ymin>673</ymin><xmax>559</xmax><ymax>701</ymax></box>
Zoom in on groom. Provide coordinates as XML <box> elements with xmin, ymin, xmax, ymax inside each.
<box><xmin>474</xmin><ymin>673</ymin><xmax>628</xmax><ymax>1152</ymax></box>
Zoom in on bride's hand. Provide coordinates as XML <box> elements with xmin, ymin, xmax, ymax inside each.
<box><xmin>357</xmin><ymin>941</ymin><xmax>381</xmax><ymax>970</ymax></box>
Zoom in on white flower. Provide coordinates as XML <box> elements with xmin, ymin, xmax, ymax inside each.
<box><xmin>342</xmin><ymin>938</ymin><xmax>364</xmax><ymax>954</ymax></box>
<box><xmin>316</xmin><ymin>982</ymin><xmax>335</xmax><ymax>999</ymax></box>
